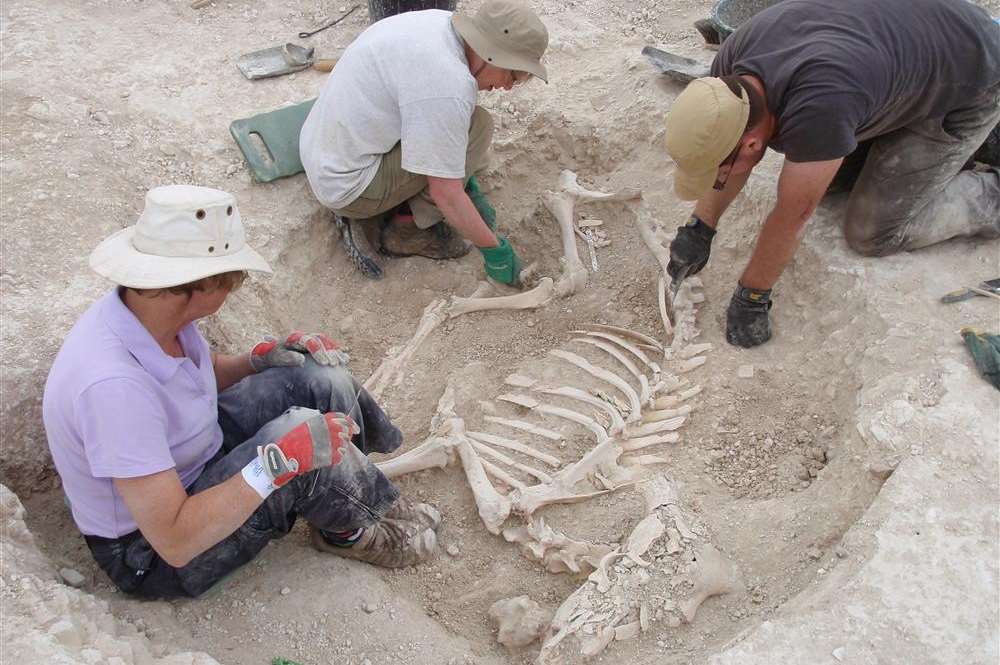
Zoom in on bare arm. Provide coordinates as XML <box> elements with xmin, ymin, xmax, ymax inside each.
<box><xmin>739</xmin><ymin>158</ymin><xmax>843</xmax><ymax>290</ymax></box>
<box><xmin>213</xmin><ymin>352</ymin><xmax>255</xmax><ymax>392</ymax></box>
<box><xmin>114</xmin><ymin>469</ymin><xmax>261</xmax><ymax>567</ymax></box>
<box><xmin>427</xmin><ymin>176</ymin><xmax>498</xmax><ymax>248</ymax></box>
<box><xmin>692</xmin><ymin>166</ymin><xmax>754</xmax><ymax>228</ymax></box>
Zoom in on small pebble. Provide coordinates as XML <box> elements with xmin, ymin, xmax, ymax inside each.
<box><xmin>835</xmin><ymin>546</ymin><xmax>848</xmax><ymax>559</ymax></box>
<box><xmin>833</xmin><ymin>646</ymin><xmax>846</xmax><ymax>661</ymax></box>
<box><xmin>280</xmin><ymin>586</ymin><xmax>291</xmax><ymax>596</ymax></box>
<box><xmin>737</xmin><ymin>364</ymin><xmax>754</xmax><ymax>379</ymax></box>
<box><xmin>59</xmin><ymin>567</ymin><xmax>86</xmax><ymax>588</ymax></box>
<box><xmin>806</xmin><ymin>547</ymin><xmax>822</xmax><ymax>560</ymax></box>
<box><xmin>362</xmin><ymin>602</ymin><xmax>376</xmax><ymax>613</ymax></box>
<box><xmin>446</xmin><ymin>544</ymin><xmax>460</xmax><ymax>557</ymax></box>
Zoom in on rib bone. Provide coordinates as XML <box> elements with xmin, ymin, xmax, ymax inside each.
<box><xmin>571</xmin><ymin>337</ymin><xmax>651</xmax><ymax>404</ymax></box>
<box><xmin>466</xmin><ymin>431</ymin><xmax>562</xmax><ymax>467</ymax></box>
<box><xmin>548</xmin><ymin>349</ymin><xmax>642</xmax><ymax>421</ymax></box>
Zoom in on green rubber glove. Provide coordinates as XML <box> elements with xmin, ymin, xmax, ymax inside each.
<box><xmin>479</xmin><ymin>236</ymin><xmax>522</xmax><ymax>285</ymax></box>
<box><xmin>465</xmin><ymin>175</ymin><xmax>497</xmax><ymax>232</ymax></box>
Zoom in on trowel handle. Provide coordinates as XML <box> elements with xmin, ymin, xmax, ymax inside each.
<box><xmin>312</xmin><ymin>59</ymin><xmax>338</xmax><ymax>72</ymax></box>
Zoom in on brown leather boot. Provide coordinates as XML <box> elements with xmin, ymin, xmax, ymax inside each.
<box><xmin>378</xmin><ymin>218</ymin><xmax>472</xmax><ymax>260</ymax></box>
<box><xmin>383</xmin><ymin>497</ymin><xmax>441</xmax><ymax>531</ymax></box>
<box><xmin>309</xmin><ymin>520</ymin><xmax>436</xmax><ymax>568</ymax></box>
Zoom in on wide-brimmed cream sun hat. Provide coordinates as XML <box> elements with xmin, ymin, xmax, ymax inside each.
<box><xmin>89</xmin><ymin>185</ymin><xmax>272</xmax><ymax>289</ymax></box>
<box><xmin>452</xmin><ymin>0</ymin><xmax>549</xmax><ymax>83</ymax></box>
<box><xmin>664</xmin><ymin>77</ymin><xmax>750</xmax><ymax>200</ymax></box>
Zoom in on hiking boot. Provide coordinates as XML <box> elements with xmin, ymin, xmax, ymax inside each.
<box><xmin>384</xmin><ymin>497</ymin><xmax>442</xmax><ymax>531</ymax></box>
<box><xmin>334</xmin><ymin>214</ymin><xmax>383</xmax><ymax>279</ymax></box>
<box><xmin>378</xmin><ymin>218</ymin><xmax>472</xmax><ymax>260</ymax></box>
<box><xmin>309</xmin><ymin>521</ymin><xmax>437</xmax><ymax>568</ymax></box>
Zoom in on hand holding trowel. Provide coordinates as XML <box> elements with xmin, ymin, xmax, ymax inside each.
<box><xmin>664</xmin><ymin>216</ymin><xmax>718</xmax><ymax>325</ymax></box>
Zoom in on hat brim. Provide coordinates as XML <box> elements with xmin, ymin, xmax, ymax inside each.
<box><xmin>89</xmin><ymin>227</ymin><xmax>273</xmax><ymax>289</ymax></box>
<box><xmin>673</xmin><ymin>166</ymin><xmax>717</xmax><ymax>201</ymax></box>
<box><xmin>452</xmin><ymin>14</ymin><xmax>548</xmax><ymax>83</ymax></box>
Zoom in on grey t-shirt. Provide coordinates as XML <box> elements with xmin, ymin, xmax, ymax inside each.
<box><xmin>711</xmin><ymin>0</ymin><xmax>1000</xmax><ymax>162</ymax></box>
<box><xmin>300</xmin><ymin>10</ymin><xmax>478</xmax><ymax>209</ymax></box>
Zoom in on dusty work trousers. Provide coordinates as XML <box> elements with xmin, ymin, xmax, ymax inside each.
<box><xmin>84</xmin><ymin>362</ymin><xmax>402</xmax><ymax>598</ymax></box>
<box><xmin>332</xmin><ymin>105</ymin><xmax>494</xmax><ymax>228</ymax></box>
<box><xmin>843</xmin><ymin>85</ymin><xmax>1000</xmax><ymax>256</ymax></box>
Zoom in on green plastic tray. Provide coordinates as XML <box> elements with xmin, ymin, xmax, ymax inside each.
<box><xmin>229</xmin><ymin>98</ymin><xmax>316</xmax><ymax>183</ymax></box>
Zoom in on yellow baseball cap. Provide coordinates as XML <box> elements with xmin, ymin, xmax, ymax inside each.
<box><xmin>664</xmin><ymin>77</ymin><xmax>750</xmax><ymax>200</ymax></box>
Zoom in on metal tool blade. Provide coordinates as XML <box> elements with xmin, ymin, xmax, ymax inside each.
<box><xmin>940</xmin><ymin>277</ymin><xmax>1000</xmax><ymax>303</ymax></box>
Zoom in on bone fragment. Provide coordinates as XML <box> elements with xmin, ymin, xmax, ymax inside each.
<box><xmin>641</xmin><ymin>404</ymin><xmax>693</xmax><ymax>423</ymax></box>
<box><xmin>679</xmin><ymin>544</ymin><xmax>737</xmax><ymax>622</ymax></box>
<box><xmin>570</xmin><ymin>337</ymin><xmax>651</xmax><ymax>404</ymax></box>
<box><xmin>449</xmin><ymin>277</ymin><xmax>554</xmax><ymax>318</ymax></box>
<box><xmin>456</xmin><ymin>438</ymin><xmax>511</xmax><ymax>534</ymax></box>
<box><xmin>676</xmin><ymin>356</ymin><xmax>707</xmax><ymax>374</ymax></box>
<box><xmin>627</xmin><ymin>416</ymin><xmax>686</xmax><ymax>438</ymax></box>
<box><xmin>626</xmin><ymin>513</ymin><xmax>665</xmax><ymax>565</ymax></box>
<box><xmin>503</xmin><ymin>519</ymin><xmax>613</xmax><ymax>574</ymax></box>
<box><xmin>470</xmin><ymin>439</ymin><xmax>553</xmax><ymax>484</ymax></box>
<box><xmin>548</xmin><ymin>349</ymin><xmax>642</xmax><ymax>421</ymax></box>
<box><xmin>571</xmin><ymin>329</ymin><xmax>659</xmax><ymax>374</ymax></box>
<box><xmin>653</xmin><ymin>385</ymin><xmax>702</xmax><ymax>409</ymax></box>
<box><xmin>489</xmin><ymin>596</ymin><xmax>551</xmax><ymax>650</ymax></box>
<box><xmin>505</xmin><ymin>373</ymin><xmax>537</xmax><ymax>388</ymax></box>
<box><xmin>466</xmin><ymin>431</ymin><xmax>562</xmax><ymax>467</ymax></box>
<box><xmin>658</xmin><ymin>275</ymin><xmax>674</xmax><ymax>339</ymax></box>
<box><xmin>620</xmin><ymin>433</ymin><xmax>679</xmax><ymax>452</ymax></box>
<box><xmin>622</xmin><ymin>454</ymin><xmax>669</xmax><ymax>467</ymax></box>
<box><xmin>484</xmin><ymin>416</ymin><xmax>563</xmax><ymax>441</ymax></box>
<box><xmin>577</xmin><ymin>218</ymin><xmax>603</xmax><ymax>228</ymax></box>
<box><xmin>580</xmin><ymin>323</ymin><xmax>662</xmax><ymax>351</ymax></box>
<box><xmin>364</xmin><ymin>298</ymin><xmax>448</xmax><ymax>399</ymax></box>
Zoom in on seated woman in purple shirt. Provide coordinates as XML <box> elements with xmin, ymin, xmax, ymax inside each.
<box><xmin>42</xmin><ymin>185</ymin><xmax>439</xmax><ymax>599</ymax></box>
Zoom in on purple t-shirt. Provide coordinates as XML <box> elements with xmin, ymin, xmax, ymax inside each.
<box><xmin>42</xmin><ymin>289</ymin><xmax>222</xmax><ymax>538</ymax></box>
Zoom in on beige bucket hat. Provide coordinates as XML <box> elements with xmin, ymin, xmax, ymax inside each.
<box><xmin>89</xmin><ymin>185</ymin><xmax>273</xmax><ymax>289</ymax></box>
<box><xmin>452</xmin><ymin>0</ymin><xmax>549</xmax><ymax>82</ymax></box>
<box><xmin>664</xmin><ymin>77</ymin><xmax>750</xmax><ymax>200</ymax></box>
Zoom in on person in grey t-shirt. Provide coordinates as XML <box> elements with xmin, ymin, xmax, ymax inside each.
<box><xmin>300</xmin><ymin>1</ymin><xmax>548</xmax><ymax>285</ymax></box>
<box><xmin>661</xmin><ymin>0</ymin><xmax>1000</xmax><ymax>348</ymax></box>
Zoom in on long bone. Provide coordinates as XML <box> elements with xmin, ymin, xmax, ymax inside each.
<box><xmin>449</xmin><ymin>277</ymin><xmax>555</xmax><ymax>318</ymax></box>
<box><xmin>548</xmin><ymin>349</ymin><xmax>643</xmax><ymax>420</ymax></box>
<box><xmin>570</xmin><ymin>336</ymin><xmax>651</xmax><ymax>404</ymax></box>
<box><xmin>541</xmin><ymin>170</ymin><xmax>642</xmax><ymax>298</ymax></box>
<box><xmin>364</xmin><ymin>298</ymin><xmax>449</xmax><ymax>399</ymax></box>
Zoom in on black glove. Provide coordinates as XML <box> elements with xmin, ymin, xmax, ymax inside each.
<box><xmin>667</xmin><ymin>215</ymin><xmax>717</xmax><ymax>281</ymax></box>
<box><xmin>726</xmin><ymin>284</ymin><xmax>773</xmax><ymax>348</ymax></box>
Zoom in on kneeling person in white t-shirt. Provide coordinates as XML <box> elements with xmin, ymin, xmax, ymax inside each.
<box><xmin>300</xmin><ymin>1</ymin><xmax>548</xmax><ymax>284</ymax></box>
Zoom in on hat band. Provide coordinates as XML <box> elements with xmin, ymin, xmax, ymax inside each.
<box><xmin>132</xmin><ymin>231</ymin><xmax>244</xmax><ymax>259</ymax></box>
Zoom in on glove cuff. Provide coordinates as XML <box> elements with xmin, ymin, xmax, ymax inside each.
<box><xmin>478</xmin><ymin>235</ymin><xmax>511</xmax><ymax>260</ymax></box>
<box><xmin>733</xmin><ymin>283</ymin><xmax>773</xmax><ymax>309</ymax></box>
<box><xmin>685</xmin><ymin>215</ymin><xmax>717</xmax><ymax>241</ymax></box>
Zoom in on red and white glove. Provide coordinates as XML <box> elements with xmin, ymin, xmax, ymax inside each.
<box><xmin>241</xmin><ymin>412</ymin><xmax>358</xmax><ymax>498</ymax></box>
<box><xmin>249</xmin><ymin>332</ymin><xmax>349</xmax><ymax>372</ymax></box>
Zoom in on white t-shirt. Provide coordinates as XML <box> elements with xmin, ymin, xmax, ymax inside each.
<box><xmin>300</xmin><ymin>10</ymin><xmax>478</xmax><ymax>210</ymax></box>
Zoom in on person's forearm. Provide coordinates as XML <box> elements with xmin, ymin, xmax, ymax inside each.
<box><xmin>431</xmin><ymin>188</ymin><xmax>498</xmax><ymax>248</ymax></box>
<box><xmin>739</xmin><ymin>205</ymin><xmax>812</xmax><ymax>290</ymax></box>
<box><xmin>162</xmin><ymin>474</ymin><xmax>261</xmax><ymax>566</ymax></box>
<box><xmin>213</xmin><ymin>352</ymin><xmax>255</xmax><ymax>391</ymax></box>
<box><xmin>692</xmin><ymin>167</ymin><xmax>752</xmax><ymax>227</ymax></box>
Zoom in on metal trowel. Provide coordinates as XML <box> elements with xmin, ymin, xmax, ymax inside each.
<box><xmin>237</xmin><ymin>43</ymin><xmax>337</xmax><ymax>80</ymax></box>
<box><xmin>641</xmin><ymin>46</ymin><xmax>711</xmax><ymax>84</ymax></box>
<box><xmin>664</xmin><ymin>264</ymin><xmax>694</xmax><ymax>327</ymax></box>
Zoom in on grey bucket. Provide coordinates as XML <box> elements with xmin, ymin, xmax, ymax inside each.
<box><xmin>368</xmin><ymin>0</ymin><xmax>457</xmax><ymax>24</ymax></box>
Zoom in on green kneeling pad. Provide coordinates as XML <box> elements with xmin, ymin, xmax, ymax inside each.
<box><xmin>229</xmin><ymin>99</ymin><xmax>316</xmax><ymax>183</ymax></box>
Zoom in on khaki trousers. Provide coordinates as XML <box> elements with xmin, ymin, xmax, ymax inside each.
<box><xmin>333</xmin><ymin>106</ymin><xmax>494</xmax><ymax>228</ymax></box>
